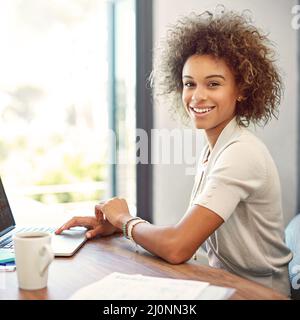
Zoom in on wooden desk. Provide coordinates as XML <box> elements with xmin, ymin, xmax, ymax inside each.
<box><xmin>0</xmin><ymin>233</ymin><xmax>288</xmax><ymax>300</ymax></box>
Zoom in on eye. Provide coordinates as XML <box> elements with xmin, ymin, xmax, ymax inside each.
<box><xmin>183</xmin><ymin>81</ymin><xmax>195</xmax><ymax>88</ymax></box>
<box><xmin>208</xmin><ymin>82</ymin><xmax>220</xmax><ymax>88</ymax></box>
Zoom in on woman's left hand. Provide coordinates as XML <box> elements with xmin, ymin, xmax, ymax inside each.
<box><xmin>99</xmin><ymin>197</ymin><xmax>132</xmax><ymax>230</ymax></box>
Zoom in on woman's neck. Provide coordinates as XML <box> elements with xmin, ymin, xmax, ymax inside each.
<box><xmin>204</xmin><ymin>117</ymin><xmax>234</xmax><ymax>150</ymax></box>
<box><xmin>205</xmin><ymin>129</ymin><xmax>221</xmax><ymax>150</ymax></box>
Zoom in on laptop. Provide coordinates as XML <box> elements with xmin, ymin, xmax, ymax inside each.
<box><xmin>0</xmin><ymin>177</ymin><xmax>87</xmax><ymax>257</ymax></box>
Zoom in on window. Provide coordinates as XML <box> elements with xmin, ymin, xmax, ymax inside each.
<box><xmin>113</xmin><ymin>0</ymin><xmax>153</xmax><ymax>219</ymax></box>
<box><xmin>113</xmin><ymin>0</ymin><xmax>137</xmax><ymax>210</ymax></box>
<box><xmin>0</xmin><ymin>0</ymin><xmax>142</xmax><ymax>217</ymax></box>
<box><xmin>0</xmin><ymin>1</ymin><xmax>111</xmax><ymax>212</ymax></box>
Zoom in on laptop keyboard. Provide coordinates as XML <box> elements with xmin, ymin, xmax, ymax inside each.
<box><xmin>0</xmin><ymin>227</ymin><xmax>55</xmax><ymax>249</ymax></box>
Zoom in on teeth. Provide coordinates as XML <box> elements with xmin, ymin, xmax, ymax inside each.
<box><xmin>192</xmin><ymin>107</ymin><xmax>213</xmax><ymax>113</ymax></box>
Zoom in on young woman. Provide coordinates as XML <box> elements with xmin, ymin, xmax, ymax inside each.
<box><xmin>56</xmin><ymin>10</ymin><xmax>292</xmax><ymax>296</ymax></box>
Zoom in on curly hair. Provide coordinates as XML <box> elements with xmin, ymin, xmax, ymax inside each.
<box><xmin>150</xmin><ymin>9</ymin><xmax>283</xmax><ymax>127</ymax></box>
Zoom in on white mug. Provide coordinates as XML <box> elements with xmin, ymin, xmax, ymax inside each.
<box><xmin>13</xmin><ymin>231</ymin><xmax>54</xmax><ymax>290</ymax></box>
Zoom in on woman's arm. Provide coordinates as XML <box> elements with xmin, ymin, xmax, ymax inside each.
<box><xmin>100</xmin><ymin>198</ymin><xmax>224</xmax><ymax>264</ymax></box>
<box><xmin>131</xmin><ymin>205</ymin><xmax>223</xmax><ymax>264</ymax></box>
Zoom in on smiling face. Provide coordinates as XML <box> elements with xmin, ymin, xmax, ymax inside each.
<box><xmin>182</xmin><ymin>54</ymin><xmax>240</xmax><ymax>145</ymax></box>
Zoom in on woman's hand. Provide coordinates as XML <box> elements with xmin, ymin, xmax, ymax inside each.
<box><xmin>55</xmin><ymin>205</ymin><xmax>119</xmax><ymax>239</ymax></box>
<box><xmin>98</xmin><ymin>197</ymin><xmax>133</xmax><ymax>230</ymax></box>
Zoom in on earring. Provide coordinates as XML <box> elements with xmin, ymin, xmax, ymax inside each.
<box><xmin>237</xmin><ymin>96</ymin><xmax>243</xmax><ymax>102</ymax></box>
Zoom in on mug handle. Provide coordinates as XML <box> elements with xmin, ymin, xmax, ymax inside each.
<box><xmin>39</xmin><ymin>244</ymin><xmax>54</xmax><ymax>276</ymax></box>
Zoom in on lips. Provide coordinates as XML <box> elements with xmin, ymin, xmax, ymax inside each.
<box><xmin>189</xmin><ymin>106</ymin><xmax>215</xmax><ymax>115</ymax></box>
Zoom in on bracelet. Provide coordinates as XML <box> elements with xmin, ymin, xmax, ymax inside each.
<box><xmin>122</xmin><ymin>217</ymin><xmax>150</xmax><ymax>253</ymax></box>
<box><xmin>127</xmin><ymin>219</ymin><xmax>149</xmax><ymax>241</ymax></box>
<box><xmin>127</xmin><ymin>218</ymin><xmax>150</xmax><ymax>253</ymax></box>
<box><xmin>122</xmin><ymin>217</ymin><xmax>141</xmax><ymax>239</ymax></box>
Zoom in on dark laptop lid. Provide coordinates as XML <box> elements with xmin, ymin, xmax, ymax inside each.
<box><xmin>0</xmin><ymin>177</ymin><xmax>16</xmax><ymax>237</ymax></box>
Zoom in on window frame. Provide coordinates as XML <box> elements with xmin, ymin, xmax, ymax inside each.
<box><xmin>135</xmin><ymin>0</ymin><xmax>153</xmax><ymax>222</ymax></box>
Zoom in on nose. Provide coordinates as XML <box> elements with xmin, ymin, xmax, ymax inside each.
<box><xmin>191</xmin><ymin>86</ymin><xmax>207</xmax><ymax>102</ymax></box>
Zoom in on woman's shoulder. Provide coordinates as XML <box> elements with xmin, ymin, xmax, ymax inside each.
<box><xmin>219</xmin><ymin>127</ymin><xmax>270</xmax><ymax>160</ymax></box>
<box><xmin>214</xmin><ymin>128</ymin><xmax>275</xmax><ymax>178</ymax></box>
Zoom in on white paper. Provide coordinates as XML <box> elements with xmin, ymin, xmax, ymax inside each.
<box><xmin>196</xmin><ymin>285</ymin><xmax>236</xmax><ymax>300</ymax></box>
<box><xmin>70</xmin><ymin>272</ymin><xmax>234</xmax><ymax>300</ymax></box>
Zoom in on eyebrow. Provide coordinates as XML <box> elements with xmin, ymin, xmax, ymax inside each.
<box><xmin>182</xmin><ymin>74</ymin><xmax>226</xmax><ymax>80</ymax></box>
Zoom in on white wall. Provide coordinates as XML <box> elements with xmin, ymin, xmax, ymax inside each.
<box><xmin>153</xmin><ymin>0</ymin><xmax>298</xmax><ymax>226</ymax></box>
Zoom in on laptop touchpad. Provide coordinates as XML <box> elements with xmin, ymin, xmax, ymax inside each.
<box><xmin>51</xmin><ymin>227</ymin><xmax>87</xmax><ymax>256</ymax></box>
<box><xmin>60</xmin><ymin>227</ymin><xmax>87</xmax><ymax>238</ymax></box>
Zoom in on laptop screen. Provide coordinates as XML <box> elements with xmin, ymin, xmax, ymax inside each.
<box><xmin>0</xmin><ymin>178</ymin><xmax>15</xmax><ymax>237</ymax></box>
